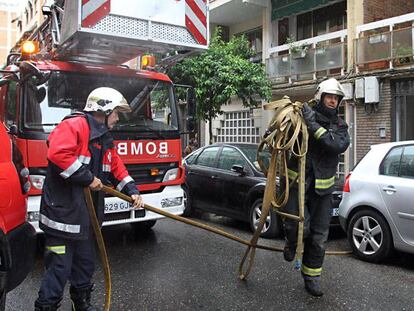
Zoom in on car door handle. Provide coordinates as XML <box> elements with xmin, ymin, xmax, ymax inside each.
<box><xmin>382</xmin><ymin>186</ymin><xmax>396</xmax><ymax>193</ymax></box>
<box><xmin>211</xmin><ymin>175</ymin><xmax>220</xmax><ymax>180</ymax></box>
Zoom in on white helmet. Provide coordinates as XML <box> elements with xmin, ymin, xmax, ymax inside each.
<box><xmin>84</xmin><ymin>87</ymin><xmax>131</xmax><ymax>115</ymax></box>
<box><xmin>315</xmin><ymin>78</ymin><xmax>345</xmax><ymax>103</ymax></box>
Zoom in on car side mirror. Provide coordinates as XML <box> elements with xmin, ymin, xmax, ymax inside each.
<box><xmin>231</xmin><ymin>164</ymin><xmax>245</xmax><ymax>176</ymax></box>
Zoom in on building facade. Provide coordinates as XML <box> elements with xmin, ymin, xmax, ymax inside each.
<box><xmin>209</xmin><ymin>0</ymin><xmax>414</xmax><ymax>187</ymax></box>
<box><xmin>0</xmin><ymin>1</ymin><xmax>19</xmax><ymax>67</ymax></box>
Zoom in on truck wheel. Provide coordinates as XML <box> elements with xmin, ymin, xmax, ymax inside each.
<box><xmin>249</xmin><ymin>199</ymin><xmax>280</xmax><ymax>238</ymax></box>
<box><xmin>347</xmin><ymin>209</ymin><xmax>393</xmax><ymax>263</ymax></box>
<box><xmin>182</xmin><ymin>185</ymin><xmax>193</xmax><ymax>217</ymax></box>
<box><xmin>132</xmin><ymin>220</ymin><xmax>157</xmax><ymax>231</ymax></box>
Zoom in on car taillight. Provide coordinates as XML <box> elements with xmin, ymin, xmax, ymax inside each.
<box><xmin>343</xmin><ymin>173</ymin><xmax>351</xmax><ymax>193</ymax></box>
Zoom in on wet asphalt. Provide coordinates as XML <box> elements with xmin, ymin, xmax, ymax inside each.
<box><xmin>6</xmin><ymin>213</ymin><xmax>414</xmax><ymax>311</ymax></box>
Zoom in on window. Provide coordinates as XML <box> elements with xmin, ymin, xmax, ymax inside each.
<box><xmin>5</xmin><ymin>81</ymin><xmax>18</xmax><ymax>127</ymax></box>
<box><xmin>217</xmin><ymin>147</ymin><xmax>246</xmax><ymax>171</ymax></box>
<box><xmin>296</xmin><ymin>1</ymin><xmax>346</xmax><ymax>40</ymax></box>
<box><xmin>185</xmin><ymin>149</ymin><xmax>201</xmax><ymax>165</ymax></box>
<box><xmin>380</xmin><ymin>147</ymin><xmax>403</xmax><ymax>176</ymax></box>
<box><xmin>195</xmin><ymin>147</ymin><xmax>220</xmax><ymax>167</ymax></box>
<box><xmin>214</xmin><ymin>110</ymin><xmax>260</xmax><ymax>144</ymax></box>
<box><xmin>400</xmin><ymin>146</ymin><xmax>414</xmax><ymax>179</ymax></box>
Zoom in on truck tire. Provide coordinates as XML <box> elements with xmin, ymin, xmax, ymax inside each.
<box><xmin>131</xmin><ymin>220</ymin><xmax>157</xmax><ymax>232</ymax></box>
<box><xmin>249</xmin><ymin>198</ymin><xmax>281</xmax><ymax>238</ymax></box>
<box><xmin>347</xmin><ymin>209</ymin><xmax>393</xmax><ymax>263</ymax></box>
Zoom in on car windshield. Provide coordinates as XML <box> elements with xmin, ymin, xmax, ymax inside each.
<box><xmin>236</xmin><ymin>144</ymin><xmax>271</xmax><ymax>172</ymax></box>
<box><xmin>23</xmin><ymin>71</ymin><xmax>178</xmax><ymax>134</ymax></box>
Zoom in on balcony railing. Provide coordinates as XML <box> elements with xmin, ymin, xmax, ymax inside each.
<box><xmin>266</xmin><ymin>30</ymin><xmax>347</xmax><ymax>84</ymax></box>
<box><xmin>355</xmin><ymin>12</ymin><xmax>414</xmax><ymax>72</ymax></box>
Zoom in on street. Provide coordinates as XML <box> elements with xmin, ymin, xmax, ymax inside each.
<box><xmin>6</xmin><ymin>213</ymin><xmax>414</xmax><ymax>311</ymax></box>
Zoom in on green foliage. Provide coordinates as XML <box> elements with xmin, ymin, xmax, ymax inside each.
<box><xmin>168</xmin><ymin>28</ymin><xmax>271</xmax><ymax>131</ymax></box>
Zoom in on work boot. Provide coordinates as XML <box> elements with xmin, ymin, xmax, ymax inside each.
<box><xmin>70</xmin><ymin>284</ymin><xmax>100</xmax><ymax>311</ymax></box>
<box><xmin>283</xmin><ymin>242</ymin><xmax>296</xmax><ymax>262</ymax></box>
<box><xmin>34</xmin><ymin>299</ymin><xmax>61</xmax><ymax>311</ymax></box>
<box><xmin>302</xmin><ymin>274</ymin><xmax>324</xmax><ymax>297</ymax></box>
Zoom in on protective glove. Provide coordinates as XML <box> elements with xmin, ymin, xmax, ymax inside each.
<box><xmin>302</xmin><ymin>103</ymin><xmax>322</xmax><ymax>135</ymax></box>
<box><xmin>302</xmin><ymin>103</ymin><xmax>316</xmax><ymax>125</ymax></box>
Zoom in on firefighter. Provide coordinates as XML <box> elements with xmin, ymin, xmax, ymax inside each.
<box><xmin>282</xmin><ymin>78</ymin><xmax>350</xmax><ymax>297</ymax></box>
<box><xmin>34</xmin><ymin>87</ymin><xmax>144</xmax><ymax>311</ymax></box>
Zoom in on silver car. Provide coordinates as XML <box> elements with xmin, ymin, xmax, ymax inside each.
<box><xmin>339</xmin><ymin>141</ymin><xmax>414</xmax><ymax>262</ymax></box>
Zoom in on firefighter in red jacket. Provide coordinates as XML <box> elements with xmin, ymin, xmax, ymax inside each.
<box><xmin>282</xmin><ymin>78</ymin><xmax>350</xmax><ymax>297</ymax></box>
<box><xmin>35</xmin><ymin>87</ymin><xmax>143</xmax><ymax>311</ymax></box>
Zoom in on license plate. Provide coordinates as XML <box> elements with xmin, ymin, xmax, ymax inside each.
<box><xmin>104</xmin><ymin>198</ymin><xmax>133</xmax><ymax>214</ymax></box>
<box><xmin>332</xmin><ymin>208</ymin><xmax>339</xmax><ymax>217</ymax></box>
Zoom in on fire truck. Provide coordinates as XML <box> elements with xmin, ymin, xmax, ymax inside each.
<box><xmin>0</xmin><ymin>0</ymin><xmax>208</xmax><ymax>233</ymax></box>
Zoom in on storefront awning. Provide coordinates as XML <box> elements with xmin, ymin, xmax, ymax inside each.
<box><xmin>271</xmin><ymin>0</ymin><xmax>337</xmax><ymax>20</ymax></box>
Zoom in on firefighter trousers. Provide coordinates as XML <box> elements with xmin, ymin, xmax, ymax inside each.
<box><xmin>282</xmin><ymin>187</ymin><xmax>332</xmax><ymax>276</ymax></box>
<box><xmin>37</xmin><ymin>233</ymin><xmax>96</xmax><ymax>304</ymax></box>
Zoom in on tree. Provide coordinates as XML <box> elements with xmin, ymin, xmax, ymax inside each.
<box><xmin>168</xmin><ymin>28</ymin><xmax>271</xmax><ymax>144</ymax></box>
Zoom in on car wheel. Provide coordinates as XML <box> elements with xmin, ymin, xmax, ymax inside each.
<box><xmin>249</xmin><ymin>198</ymin><xmax>280</xmax><ymax>238</ymax></box>
<box><xmin>347</xmin><ymin>209</ymin><xmax>393</xmax><ymax>262</ymax></box>
<box><xmin>182</xmin><ymin>185</ymin><xmax>193</xmax><ymax>217</ymax></box>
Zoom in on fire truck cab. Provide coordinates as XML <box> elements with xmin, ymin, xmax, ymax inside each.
<box><xmin>0</xmin><ymin>121</ymin><xmax>36</xmax><ymax>307</ymax></box>
<box><xmin>1</xmin><ymin>0</ymin><xmax>208</xmax><ymax>233</ymax></box>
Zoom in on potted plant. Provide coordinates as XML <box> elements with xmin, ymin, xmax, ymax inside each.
<box><xmin>286</xmin><ymin>36</ymin><xmax>309</xmax><ymax>59</ymax></box>
<box><xmin>393</xmin><ymin>43</ymin><xmax>413</xmax><ymax>66</ymax></box>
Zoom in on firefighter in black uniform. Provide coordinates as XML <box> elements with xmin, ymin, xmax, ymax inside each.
<box><xmin>282</xmin><ymin>78</ymin><xmax>350</xmax><ymax>297</ymax></box>
<box><xmin>35</xmin><ymin>88</ymin><xmax>144</xmax><ymax>311</ymax></box>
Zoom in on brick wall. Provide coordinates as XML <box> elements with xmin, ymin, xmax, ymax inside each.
<box><xmin>364</xmin><ymin>0</ymin><xmax>414</xmax><ymax>23</ymax></box>
<box><xmin>356</xmin><ymin>79</ymin><xmax>392</xmax><ymax>161</ymax></box>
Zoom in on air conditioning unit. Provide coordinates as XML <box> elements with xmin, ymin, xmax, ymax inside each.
<box><xmin>365</xmin><ymin>76</ymin><xmax>379</xmax><ymax>103</ymax></box>
<box><xmin>355</xmin><ymin>78</ymin><xmax>364</xmax><ymax>99</ymax></box>
<box><xmin>354</xmin><ymin>77</ymin><xmax>379</xmax><ymax>103</ymax></box>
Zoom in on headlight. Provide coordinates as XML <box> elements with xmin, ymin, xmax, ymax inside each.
<box><xmin>29</xmin><ymin>175</ymin><xmax>45</xmax><ymax>190</ymax></box>
<box><xmin>162</xmin><ymin>168</ymin><xmax>179</xmax><ymax>182</ymax></box>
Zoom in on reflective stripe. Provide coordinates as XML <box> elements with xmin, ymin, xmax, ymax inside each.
<box><xmin>82</xmin><ymin>0</ymin><xmax>107</xmax><ymax>20</ymax></box>
<box><xmin>78</xmin><ymin>155</ymin><xmax>91</xmax><ymax>164</ymax></box>
<box><xmin>102</xmin><ymin>164</ymin><xmax>111</xmax><ymax>172</ymax></box>
<box><xmin>302</xmin><ymin>264</ymin><xmax>322</xmax><ymax>277</ymax></box>
<box><xmin>60</xmin><ymin>159</ymin><xmax>82</xmax><ymax>179</ymax></box>
<box><xmin>116</xmin><ymin>176</ymin><xmax>134</xmax><ymax>192</ymax></box>
<box><xmin>40</xmin><ymin>214</ymin><xmax>81</xmax><ymax>234</ymax></box>
<box><xmin>287</xmin><ymin>169</ymin><xmax>298</xmax><ymax>180</ymax></box>
<box><xmin>46</xmin><ymin>245</ymin><xmax>66</xmax><ymax>255</ymax></box>
<box><xmin>315</xmin><ymin>176</ymin><xmax>335</xmax><ymax>189</ymax></box>
<box><xmin>314</xmin><ymin>127</ymin><xmax>327</xmax><ymax>140</ymax></box>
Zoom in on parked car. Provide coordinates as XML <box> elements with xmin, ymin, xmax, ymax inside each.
<box><xmin>183</xmin><ymin>143</ymin><xmax>341</xmax><ymax>238</ymax></box>
<box><xmin>339</xmin><ymin>141</ymin><xmax>414</xmax><ymax>262</ymax></box>
<box><xmin>0</xmin><ymin>123</ymin><xmax>36</xmax><ymax>309</ymax></box>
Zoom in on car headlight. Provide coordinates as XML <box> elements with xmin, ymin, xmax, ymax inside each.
<box><xmin>29</xmin><ymin>175</ymin><xmax>45</xmax><ymax>190</ymax></box>
<box><xmin>162</xmin><ymin>168</ymin><xmax>179</xmax><ymax>182</ymax></box>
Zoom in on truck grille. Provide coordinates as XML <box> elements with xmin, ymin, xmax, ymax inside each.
<box><xmin>103</xmin><ymin>209</ymin><xmax>145</xmax><ymax>222</ymax></box>
<box><xmin>126</xmin><ymin>162</ymin><xmax>178</xmax><ymax>184</ymax></box>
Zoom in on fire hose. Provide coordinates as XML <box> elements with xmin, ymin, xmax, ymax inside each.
<box><xmin>83</xmin><ymin>96</ymin><xmax>351</xmax><ymax>310</ymax></box>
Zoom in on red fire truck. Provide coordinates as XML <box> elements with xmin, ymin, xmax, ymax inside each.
<box><xmin>1</xmin><ymin>0</ymin><xmax>208</xmax><ymax>233</ymax></box>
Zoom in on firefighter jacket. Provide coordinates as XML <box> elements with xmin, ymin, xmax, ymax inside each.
<box><xmin>288</xmin><ymin>101</ymin><xmax>350</xmax><ymax>196</ymax></box>
<box><xmin>39</xmin><ymin>112</ymin><xmax>139</xmax><ymax>240</ymax></box>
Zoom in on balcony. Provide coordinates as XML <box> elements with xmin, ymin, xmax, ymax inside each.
<box><xmin>355</xmin><ymin>12</ymin><xmax>414</xmax><ymax>72</ymax></box>
<box><xmin>266</xmin><ymin>30</ymin><xmax>347</xmax><ymax>84</ymax></box>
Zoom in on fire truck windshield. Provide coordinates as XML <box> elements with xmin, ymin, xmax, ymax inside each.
<box><xmin>23</xmin><ymin>71</ymin><xmax>179</xmax><ymax>135</ymax></box>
